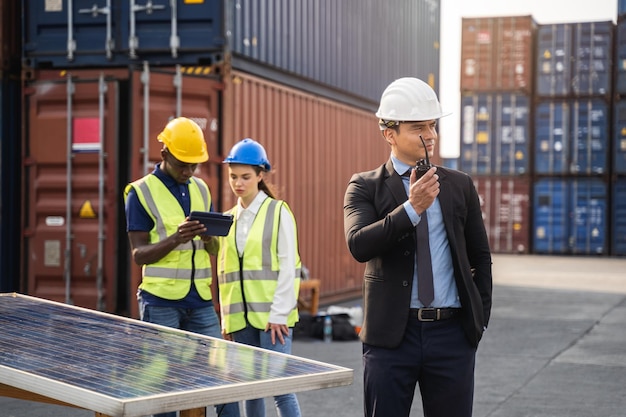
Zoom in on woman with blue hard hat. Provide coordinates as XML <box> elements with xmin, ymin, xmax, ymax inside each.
<box><xmin>217</xmin><ymin>138</ymin><xmax>303</xmax><ymax>417</ymax></box>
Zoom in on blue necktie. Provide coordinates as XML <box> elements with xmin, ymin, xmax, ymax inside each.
<box><xmin>416</xmin><ymin>209</ymin><xmax>434</xmax><ymax>306</ymax></box>
<box><xmin>401</xmin><ymin>168</ymin><xmax>434</xmax><ymax>306</ymax></box>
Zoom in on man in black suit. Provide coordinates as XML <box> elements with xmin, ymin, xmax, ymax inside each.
<box><xmin>343</xmin><ymin>77</ymin><xmax>492</xmax><ymax>417</ymax></box>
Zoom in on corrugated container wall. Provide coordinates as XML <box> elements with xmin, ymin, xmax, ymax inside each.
<box><xmin>22</xmin><ymin>0</ymin><xmax>225</xmax><ymax>68</ymax></box>
<box><xmin>460</xmin><ymin>92</ymin><xmax>531</xmax><ymax>175</ymax></box>
<box><xmin>612</xmin><ymin>178</ymin><xmax>626</xmax><ymax>256</ymax></box>
<box><xmin>533</xmin><ymin>177</ymin><xmax>608</xmax><ymax>255</ymax></box>
<box><xmin>22</xmin><ymin>67</ymin><xmax>222</xmax><ymax>317</ymax></box>
<box><xmin>619</xmin><ymin>0</ymin><xmax>626</xmax><ymax>19</ymax></box>
<box><xmin>613</xmin><ymin>99</ymin><xmax>626</xmax><ymax>174</ymax></box>
<box><xmin>22</xmin><ymin>0</ymin><xmax>441</xmax><ymax>106</ymax></box>
<box><xmin>615</xmin><ymin>19</ymin><xmax>626</xmax><ymax>95</ymax></box>
<box><xmin>473</xmin><ymin>177</ymin><xmax>530</xmax><ymax>254</ymax></box>
<box><xmin>220</xmin><ymin>70</ymin><xmax>389</xmax><ymax>301</ymax></box>
<box><xmin>460</xmin><ymin>16</ymin><xmax>536</xmax><ymax>94</ymax></box>
<box><xmin>227</xmin><ymin>0</ymin><xmax>441</xmax><ymax>104</ymax></box>
<box><xmin>536</xmin><ymin>21</ymin><xmax>613</xmax><ymax>98</ymax></box>
<box><xmin>534</xmin><ymin>98</ymin><xmax>610</xmax><ymax>175</ymax></box>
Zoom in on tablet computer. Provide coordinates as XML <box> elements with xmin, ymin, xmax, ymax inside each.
<box><xmin>189</xmin><ymin>211</ymin><xmax>234</xmax><ymax>236</ymax></box>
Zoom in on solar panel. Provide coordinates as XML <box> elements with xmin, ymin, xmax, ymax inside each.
<box><xmin>0</xmin><ymin>293</ymin><xmax>353</xmax><ymax>416</ymax></box>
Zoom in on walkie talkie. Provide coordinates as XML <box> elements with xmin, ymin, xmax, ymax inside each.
<box><xmin>414</xmin><ymin>135</ymin><xmax>433</xmax><ymax>179</ymax></box>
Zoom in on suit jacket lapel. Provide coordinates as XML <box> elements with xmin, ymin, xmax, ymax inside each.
<box><xmin>384</xmin><ymin>159</ymin><xmax>408</xmax><ymax>205</ymax></box>
<box><xmin>437</xmin><ymin>169</ymin><xmax>456</xmax><ymax>244</ymax></box>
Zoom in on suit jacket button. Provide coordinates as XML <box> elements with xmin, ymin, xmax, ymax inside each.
<box><xmin>403</xmin><ymin>250</ymin><xmax>411</xmax><ymax>256</ymax></box>
<box><xmin>402</xmin><ymin>281</ymin><xmax>409</xmax><ymax>287</ymax></box>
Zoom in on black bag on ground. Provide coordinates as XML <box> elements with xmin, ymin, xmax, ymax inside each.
<box><xmin>311</xmin><ymin>313</ymin><xmax>358</xmax><ymax>341</ymax></box>
<box><xmin>293</xmin><ymin>313</ymin><xmax>315</xmax><ymax>340</ymax></box>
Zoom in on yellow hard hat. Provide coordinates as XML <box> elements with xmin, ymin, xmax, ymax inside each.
<box><xmin>157</xmin><ymin>117</ymin><xmax>209</xmax><ymax>163</ymax></box>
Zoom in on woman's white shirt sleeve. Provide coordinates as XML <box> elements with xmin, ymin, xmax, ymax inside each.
<box><xmin>269</xmin><ymin>204</ymin><xmax>298</xmax><ymax>325</ymax></box>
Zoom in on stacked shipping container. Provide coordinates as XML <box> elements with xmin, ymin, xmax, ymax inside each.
<box><xmin>614</xmin><ymin>3</ymin><xmax>626</xmax><ymax>255</ymax></box>
<box><xmin>533</xmin><ymin>21</ymin><xmax>613</xmax><ymax>255</ymax></box>
<box><xmin>460</xmin><ymin>16</ymin><xmax>536</xmax><ymax>253</ymax></box>
<box><xmin>12</xmin><ymin>0</ymin><xmax>442</xmax><ymax>314</ymax></box>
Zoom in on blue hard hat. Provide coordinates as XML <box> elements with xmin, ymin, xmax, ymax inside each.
<box><xmin>223</xmin><ymin>138</ymin><xmax>272</xmax><ymax>171</ymax></box>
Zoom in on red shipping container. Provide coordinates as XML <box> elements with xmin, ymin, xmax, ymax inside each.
<box><xmin>461</xmin><ymin>16</ymin><xmax>536</xmax><ymax>93</ymax></box>
<box><xmin>473</xmin><ymin>176</ymin><xmax>531</xmax><ymax>253</ymax></box>
<box><xmin>220</xmin><ymin>70</ymin><xmax>389</xmax><ymax>301</ymax></box>
<box><xmin>23</xmin><ymin>66</ymin><xmax>222</xmax><ymax>317</ymax></box>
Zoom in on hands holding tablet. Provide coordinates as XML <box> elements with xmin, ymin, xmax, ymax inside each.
<box><xmin>176</xmin><ymin>211</ymin><xmax>234</xmax><ymax>244</ymax></box>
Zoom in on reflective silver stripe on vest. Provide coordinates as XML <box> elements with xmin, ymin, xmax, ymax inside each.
<box><xmin>223</xmin><ymin>301</ymin><xmax>272</xmax><ymax>315</ymax></box>
<box><xmin>190</xmin><ymin>177</ymin><xmax>209</xmax><ymax>211</ymax></box>
<box><xmin>136</xmin><ymin>180</ymin><xmax>193</xmax><ymax>251</ymax></box>
<box><xmin>144</xmin><ymin>265</ymin><xmax>212</xmax><ymax>280</ymax></box>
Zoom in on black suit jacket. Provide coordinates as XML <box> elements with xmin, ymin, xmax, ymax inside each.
<box><xmin>343</xmin><ymin>160</ymin><xmax>492</xmax><ymax>348</ymax></box>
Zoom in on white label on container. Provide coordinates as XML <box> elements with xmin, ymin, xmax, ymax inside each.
<box><xmin>45</xmin><ymin>0</ymin><xmax>63</xmax><ymax>12</ymax></box>
<box><xmin>45</xmin><ymin>216</ymin><xmax>65</xmax><ymax>227</ymax></box>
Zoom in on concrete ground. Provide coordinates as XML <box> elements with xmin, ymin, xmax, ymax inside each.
<box><xmin>2</xmin><ymin>253</ymin><xmax>626</xmax><ymax>417</ymax></box>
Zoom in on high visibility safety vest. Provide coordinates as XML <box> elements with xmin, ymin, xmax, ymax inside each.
<box><xmin>218</xmin><ymin>198</ymin><xmax>302</xmax><ymax>333</ymax></box>
<box><xmin>124</xmin><ymin>174</ymin><xmax>213</xmax><ymax>300</ymax></box>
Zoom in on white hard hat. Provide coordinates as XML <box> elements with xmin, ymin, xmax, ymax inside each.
<box><xmin>375</xmin><ymin>77</ymin><xmax>451</xmax><ymax>129</ymax></box>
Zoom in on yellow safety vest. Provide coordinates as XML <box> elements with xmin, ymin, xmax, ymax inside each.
<box><xmin>218</xmin><ymin>198</ymin><xmax>301</xmax><ymax>333</ymax></box>
<box><xmin>124</xmin><ymin>174</ymin><xmax>213</xmax><ymax>300</ymax></box>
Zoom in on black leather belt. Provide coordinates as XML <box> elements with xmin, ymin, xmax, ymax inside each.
<box><xmin>410</xmin><ymin>308</ymin><xmax>461</xmax><ymax>322</ymax></box>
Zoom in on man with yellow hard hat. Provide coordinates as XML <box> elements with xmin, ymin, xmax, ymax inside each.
<box><xmin>124</xmin><ymin>117</ymin><xmax>240</xmax><ymax>417</ymax></box>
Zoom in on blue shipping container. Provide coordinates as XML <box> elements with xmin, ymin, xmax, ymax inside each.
<box><xmin>536</xmin><ymin>24</ymin><xmax>572</xmax><ymax>97</ymax></box>
<box><xmin>460</xmin><ymin>92</ymin><xmax>530</xmax><ymax>175</ymax></box>
<box><xmin>569</xmin><ymin>178</ymin><xmax>608</xmax><ymax>254</ymax></box>
<box><xmin>460</xmin><ymin>94</ymin><xmax>493</xmax><ymax>175</ymax></box>
<box><xmin>23</xmin><ymin>0</ymin><xmax>441</xmax><ymax>105</ymax></box>
<box><xmin>534</xmin><ymin>101</ymin><xmax>569</xmax><ymax>174</ymax></box>
<box><xmin>227</xmin><ymin>0</ymin><xmax>441</xmax><ymax>104</ymax></box>
<box><xmin>571</xmin><ymin>98</ymin><xmax>609</xmax><ymax>174</ymax></box>
<box><xmin>613</xmin><ymin>100</ymin><xmax>626</xmax><ymax>174</ymax></box>
<box><xmin>534</xmin><ymin>98</ymin><xmax>609</xmax><ymax>175</ymax></box>
<box><xmin>619</xmin><ymin>0</ymin><xmax>626</xmax><ymax>20</ymax></box>
<box><xmin>23</xmin><ymin>0</ymin><xmax>225</xmax><ymax>67</ymax></box>
<box><xmin>614</xmin><ymin>19</ymin><xmax>626</xmax><ymax>94</ymax></box>
<box><xmin>536</xmin><ymin>21</ymin><xmax>613</xmax><ymax>97</ymax></box>
<box><xmin>612</xmin><ymin>178</ymin><xmax>626</xmax><ymax>256</ymax></box>
<box><xmin>533</xmin><ymin>178</ymin><xmax>608</xmax><ymax>255</ymax></box>
<box><xmin>533</xmin><ymin>178</ymin><xmax>570</xmax><ymax>254</ymax></box>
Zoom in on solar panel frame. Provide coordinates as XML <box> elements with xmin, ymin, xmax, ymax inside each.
<box><xmin>0</xmin><ymin>293</ymin><xmax>353</xmax><ymax>416</ymax></box>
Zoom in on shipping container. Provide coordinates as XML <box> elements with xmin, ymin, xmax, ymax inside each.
<box><xmin>220</xmin><ymin>69</ymin><xmax>388</xmax><ymax>301</ymax></box>
<box><xmin>228</xmin><ymin>0</ymin><xmax>441</xmax><ymax>104</ymax></box>
<box><xmin>614</xmin><ymin>100</ymin><xmax>626</xmax><ymax>174</ymax></box>
<box><xmin>533</xmin><ymin>178</ymin><xmax>569</xmax><ymax>254</ymax></box>
<box><xmin>473</xmin><ymin>176</ymin><xmax>531</xmax><ymax>254</ymax></box>
<box><xmin>22</xmin><ymin>0</ymin><xmax>225</xmax><ymax>68</ymax></box>
<box><xmin>570</xmin><ymin>98</ymin><xmax>609</xmax><ymax>174</ymax></box>
<box><xmin>460</xmin><ymin>92</ymin><xmax>531</xmax><ymax>175</ymax></box>
<box><xmin>615</xmin><ymin>19</ymin><xmax>626</xmax><ymax>94</ymax></box>
<box><xmin>534</xmin><ymin>100</ymin><xmax>569</xmax><ymax>174</ymax></box>
<box><xmin>612</xmin><ymin>178</ymin><xmax>626</xmax><ymax>256</ymax></box>
<box><xmin>460</xmin><ymin>16</ymin><xmax>536</xmax><ymax>94</ymax></box>
<box><xmin>569</xmin><ymin>178</ymin><xmax>608</xmax><ymax>255</ymax></box>
<box><xmin>0</xmin><ymin>75</ymin><xmax>22</xmax><ymax>292</ymax></box>
<box><xmin>536</xmin><ymin>21</ymin><xmax>613</xmax><ymax>98</ymax></box>
<box><xmin>534</xmin><ymin>98</ymin><xmax>609</xmax><ymax>175</ymax></box>
<box><xmin>22</xmin><ymin>66</ymin><xmax>222</xmax><ymax>317</ymax></box>
<box><xmin>533</xmin><ymin>177</ymin><xmax>608</xmax><ymax>255</ymax></box>
<box><xmin>22</xmin><ymin>0</ymin><xmax>441</xmax><ymax>105</ymax></box>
